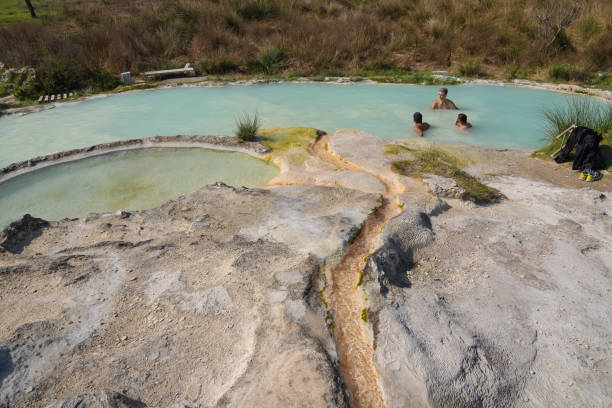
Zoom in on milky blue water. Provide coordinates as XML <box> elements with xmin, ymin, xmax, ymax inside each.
<box><xmin>0</xmin><ymin>83</ymin><xmax>595</xmax><ymax>167</ymax></box>
<box><xmin>0</xmin><ymin>148</ymin><xmax>278</xmax><ymax>228</ymax></box>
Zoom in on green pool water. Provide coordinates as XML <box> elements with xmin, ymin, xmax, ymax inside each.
<box><xmin>0</xmin><ymin>148</ymin><xmax>278</xmax><ymax>228</ymax></box>
<box><xmin>0</xmin><ymin>83</ymin><xmax>599</xmax><ymax>168</ymax></box>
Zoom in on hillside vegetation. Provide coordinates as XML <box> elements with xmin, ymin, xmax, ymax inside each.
<box><xmin>0</xmin><ymin>0</ymin><xmax>611</xmax><ymax>96</ymax></box>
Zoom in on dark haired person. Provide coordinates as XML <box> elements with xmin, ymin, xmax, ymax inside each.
<box><xmin>455</xmin><ymin>113</ymin><xmax>472</xmax><ymax>130</ymax></box>
<box><xmin>431</xmin><ymin>87</ymin><xmax>458</xmax><ymax>110</ymax></box>
<box><xmin>412</xmin><ymin>112</ymin><xmax>430</xmax><ymax>137</ymax></box>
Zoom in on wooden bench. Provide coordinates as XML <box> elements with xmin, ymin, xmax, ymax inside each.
<box><xmin>144</xmin><ymin>63</ymin><xmax>196</xmax><ymax>79</ymax></box>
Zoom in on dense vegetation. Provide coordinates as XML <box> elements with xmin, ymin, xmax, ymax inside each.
<box><xmin>1</xmin><ymin>0</ymin><xmax>611</xmax><ymax>97</ymax></box>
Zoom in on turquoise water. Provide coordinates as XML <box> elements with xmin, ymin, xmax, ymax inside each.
<box><xmin>0</xmin><ymin>148</ymin><xmax>278</xmax><ymax>228</ymax></box>
<box><xmin>0</xmin><ymin>83</ymin><xmax>596</xmax><ymax>167</ymax></box>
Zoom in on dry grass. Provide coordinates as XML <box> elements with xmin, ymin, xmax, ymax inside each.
<box><xmin>0</xmin><ymin>0</ymin><xmax>610</xmax><ymax>85</ymax></box>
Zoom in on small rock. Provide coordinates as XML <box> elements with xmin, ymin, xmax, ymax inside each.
<box><xmin>423</xmin><ymin>175</ymin><xmax>467</xmax><ymax>200</ymax></box>
<box><xmin>117</xmin><ymin>210</ymin><xmax>131</xmax><ymax>219</ymax></box>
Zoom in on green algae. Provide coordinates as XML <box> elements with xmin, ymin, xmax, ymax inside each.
<box><xmin>392</xmin><ymin>149</ymin><xmax>505</xmax><ymax>204</ymax></box>
<box><xmin>361</xmin><ymin>308</ymin><xmax>368</xmax><ymax>323</ymax></box>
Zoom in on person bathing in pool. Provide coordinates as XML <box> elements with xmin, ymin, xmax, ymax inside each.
<box><xmin>455</xmin><ymin>113</ymin><xmax>472</xmax><ymax>130</ymax></box>
<box><xmin>431</xmin><ymin>87</ymin><xmax>458</xmax><ymax>110</ymax></box>
<box><xmin>412</xmin><ymin>112</ymin><xmax>430</xmax><ymax>137</ymax></box>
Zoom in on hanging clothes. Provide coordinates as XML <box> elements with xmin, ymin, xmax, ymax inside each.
<box><xmin>554</xmin><ymin>126</ymin><xmax>605</xmax><ymax>171</ymax></box>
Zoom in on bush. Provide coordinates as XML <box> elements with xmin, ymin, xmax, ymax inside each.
<box><xmin>584</xmin><ymin>31</ymin><xmax>612</xmax><ymax>70</ymax></box>
<box><xmin>27</xmin><ymin>63</ymin><xmax>119</xmax><ymax>97</ymax></box>
<box><xmin>250</xmin><ymin>46</ymin><xmax>284</xmax><ymax>74</ymax></box>
<box><xmin>86</xmin><ymin>67</ymin><xmax>120</xmax><ymax>91</ymax></box>
<box><xmin>377</xmin><ymin>0</ymin><xmax>407</xmax><ymax>19</ymax></box>
<box><xmin>548</xmin><ymin>64</ymin><xmax>592</xmax><ymax>83</ymax></box>
<box><xmin>235</xmin><ymin>112</ymin><xmax>260</xmax><ymax>141</ymax></box>
<box><xmin>458</xmin><ymin>61</ymin><xmax>484</xmax><ymax>77</ymax></box>
<box><xmin>199</xmin><ymin>56</ymin><xmax>239</xmax><ymax>74</ymax></box>
<box><xmin>236</xmin><ymin>0</ymin><xmax>279</xmax><ymax>20</ymax></box>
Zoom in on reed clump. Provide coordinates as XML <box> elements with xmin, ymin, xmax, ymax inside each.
<box><xmin>534</xmin><ymin>98</ymin><xmax>612</xmax><ymax>166</ymax></box>
<box><xmin>541</xmin><ymin>98</ymin><xmax>612</xmax><ymax>140</ymax></box>
<box><xmin>235</xmin><ymin>112</ymin><xmax>260</xmax><ymax>142</ymax></box>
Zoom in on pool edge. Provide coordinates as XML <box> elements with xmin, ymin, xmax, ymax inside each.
<box><xmin>0</xmin><ymin>135</ymin><xmax>272</xmax><ymax>184</ymax></box>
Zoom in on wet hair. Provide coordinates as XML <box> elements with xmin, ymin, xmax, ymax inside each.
<box><xmin>413</xmin><ymin>112</ymin><xmax>423</xmax><ymax>124</ymax></box>
<box><xmin>457</xmin><ymin>113</ymin><xmax>468</xmax><ymax>124</ymax></box>
<box><xmin>439</xmin><ymin>88</ymin><xmax>448</xmax><ymax>95</ymax></box>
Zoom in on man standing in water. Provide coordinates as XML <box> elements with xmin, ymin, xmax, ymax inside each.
<box><xmin>431</xmin><ymin>88</ymin><xmax>458</xmax><ymax>110</ymax></box>
<box><xmin>412</xmin><ymin>112</ymin><xmax>430</xmax><ymax>137</ymax></box>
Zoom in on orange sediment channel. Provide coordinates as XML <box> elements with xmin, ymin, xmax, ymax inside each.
<box><xmin>312</xmin><ymin>134</ymin><xmax>403</xmax><ymax>408</ymax></box>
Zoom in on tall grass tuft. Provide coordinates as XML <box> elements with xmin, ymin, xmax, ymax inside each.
<box><xmin>250</xmin><ymin>46</ymin><xmax>284</xmax><ymax>74</ymax></box>
<box><xmin>235</xmin><ymin>112</ymin><xmax>260</xmax><ymax>141</ymax></box>
<box><xmin>541</xmin><ymin>97</ymin><xmax>612</xmax><ymax>141</ymax></box>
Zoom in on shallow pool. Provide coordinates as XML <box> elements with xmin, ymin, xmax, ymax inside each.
<box><xmin>0</xmin><ymin>83</ymin><xmax>598</xmax><ymax>167</ymax></box>
<box><xmin>0</xmin><ymin>148</ymin><xmax>278</xmax><ymax>228</ymax></box>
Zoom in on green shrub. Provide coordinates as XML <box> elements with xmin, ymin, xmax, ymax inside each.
<box><xmin>0</xmin><ymin>84</ymin><xmax>10</xmax><ymax>97</ymax></box>
<box><xmin>235</xmin><ymin>112</ymin><xmax>260</xmax><ymax>141</ymax></box>
<box><xmin>578</xmin><ymin>17</ymin><xmax>600</xmax><ymax>42</ymax></box>
<box><xmin>236</xmin><ymin>0</ymin><xmax>279</xmax><ymax>20</ymax></box>
<box><xmin>86</xmin><ymin>67</ymin><xmax>120</xmax><ymax>91</ymax></box>
<box><xmin>26</xmin><ymin>63</ymin><xmax>119</xmax><ymax>98</ymax></box>
<box><xmin>250</xmin><ymin>45</ymin><xmax>284</xmax><ymax>74</ymax></box>
<box><xmin>377</xmin><ymin>0</ymin><xmax>407</xmax><ymax>20</ymax></box>
<box><xmin>458</xmin><ymin>61</ymin><xmax>484</xmax><ymax>77</ymax></box>
<box><xmin>548</xmin><ymin>64</ymin><xmax>592</xmax><ymax>83</ymax></box>
<box><xmin>364</xmin><ymin>55</ymin><xmax>395</xmax><ymax>71</ymax></box>
<box><xmin>200</xmin><ymin>56</ymin><xmax>239</xmax><ymax>74</ymax></box>
<box><xmin>584</xmin><ymin>31</ymin><xmax>612</xmax><ymax>70</ymax></box>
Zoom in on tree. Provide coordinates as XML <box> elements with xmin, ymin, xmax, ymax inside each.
<box><xmin>24</xmin><ymin>0</ymin><xmax>37</xmax><ymax>18</ymax></box>
<box><xmin>532</xmin><ymin>0</ymin><xmax>584</xmax><ymax>54</ymax></box>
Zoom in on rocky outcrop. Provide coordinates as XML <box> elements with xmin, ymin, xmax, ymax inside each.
<box><xmin>0</xmin><ymin>214</ymin><xmax>49</xmax><ymax>254</ymax></box>
<box><xmin>363</xmin><ymin>176</ymin><xmax>611</xmax><ymax>407</ymax></box>
<box><xmin>422</xmin><ymin>175</ymin><xmax>467</xmax><ymax>200</ymax></box>
<box><xmin>371</xmin><ymin>208</ymin><xmax>435</xmax><ymax>294</ymax></box>
<box><xmin>0</xmin><ymin>183</ymin><xmax>378</xmax><ymax>408</ymax></box>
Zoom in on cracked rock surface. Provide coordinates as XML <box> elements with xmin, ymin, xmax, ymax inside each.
<box><xmin>366</xmin><ymin>176</ymin><xmax>611</xmax><ymax>407</ymax></box>
<box><xmin>0</xmin><ymin>183</ymin><xmax>378</xmax><ymax>408</ymax></box>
